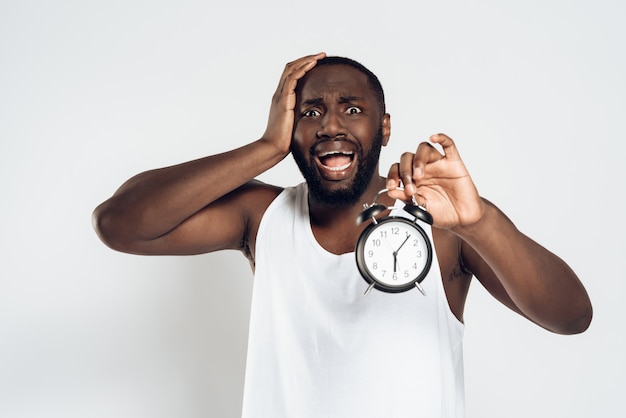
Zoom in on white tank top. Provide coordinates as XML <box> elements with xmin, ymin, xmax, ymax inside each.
<box><xmin>242</xmin><ymin>183</ymin><xmax>465</xmax><ymax>418</ymax></box>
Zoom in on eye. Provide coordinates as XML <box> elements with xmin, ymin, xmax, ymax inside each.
<box><xmin>302</xmin><ymin>109</ymin><xmax>321</xmax><ymax>117</ymax></box>
<box><xmin>346</xmin><ymin>106</ymin><xmax>362</xmax><ymax>115</ymax></box>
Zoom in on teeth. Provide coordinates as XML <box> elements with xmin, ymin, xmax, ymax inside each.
<box><xmin>325</xmin><ymin>162</ymin><xmax>352</xmax><ymax>171</ymax></box>
<box><xmin>318</xmin><ymin>151</ymin><xmax>354</xmax><ymax>157</ymax></box>
<box><xmin>317</xmin><ymin>150</ymin><xmax>354</xmax><ymax>172</ymax></box>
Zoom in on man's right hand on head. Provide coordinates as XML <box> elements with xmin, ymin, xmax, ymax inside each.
<box><xmin>261</xmin><ymin>52</ymin><xmax>326</xmax><ymax>156</ymax></box>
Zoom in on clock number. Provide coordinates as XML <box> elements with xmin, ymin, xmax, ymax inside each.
<box><xmin>355</xmin><ymin>210</ymin><xmax>433</xmax><ymax>294</ymax></box>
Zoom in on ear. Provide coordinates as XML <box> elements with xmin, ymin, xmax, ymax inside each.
<box><xmin>381</xmin><ymin>113</ymin><xmax>391</xmax><ymax>146</ymax></box>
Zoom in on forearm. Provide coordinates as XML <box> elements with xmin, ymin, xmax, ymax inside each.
<box><xmin>93</xmin><ymin>138</ymin><xmax>286</xmax><ymax>248</ymax></box>
<box><xmin>455</xmin><ymin>200</ymin><xmax>592</xmax><ymax>334</ymax></box>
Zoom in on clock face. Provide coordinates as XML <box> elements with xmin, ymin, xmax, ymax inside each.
<box><xmin>355</xmin><ymin>216</ymin><xmax>432</xmax><ymax>293</ymax></box>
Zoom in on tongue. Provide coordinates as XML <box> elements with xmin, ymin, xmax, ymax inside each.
<box><xmin>321</xmin><ymin>154</ymin><xmax>351</xmax><ymax>167</ymax></box>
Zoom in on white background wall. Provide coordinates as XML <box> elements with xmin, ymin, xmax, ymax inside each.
<box><xmin>1</xmin><ymin>1</ymin><xmax>624</xmax><ymax>417</ymax></box>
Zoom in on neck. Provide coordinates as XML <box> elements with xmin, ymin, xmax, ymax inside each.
<box><xmin>308</xmin><ymin>175</ymin><xmax>390</xmax><ymax>228</ymax></box>
<box><xmin>306</xmin><ymin>175</ymin><xmax>392</xmax><ymax>255</ymax></box>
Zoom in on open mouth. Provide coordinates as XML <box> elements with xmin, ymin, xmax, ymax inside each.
<box><xmin>317</xmin><ymin>150</ymin><xmax>355</xmax><ymax>171</ymax></box>
<box><xmin>311</xmin><ymin>140</ymin><xmax>359</xmax><ymax>180</ymax></box>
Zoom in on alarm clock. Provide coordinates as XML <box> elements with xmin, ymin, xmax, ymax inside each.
<box><xmin>355</xmin><ymin>188</ymin><xmax>433</xmax><ymax>295</ymax></box>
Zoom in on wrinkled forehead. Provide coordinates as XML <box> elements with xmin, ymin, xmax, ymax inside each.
<box><xmin>296</xmin><ymin>64</ymin><xmax>374</xmax><ymax>102</ymax></box>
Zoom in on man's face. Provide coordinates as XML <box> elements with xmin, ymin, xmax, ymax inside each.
<box><xmin>291</xmin><ymin>64</ymin><xmax>390</xmax><ymax>208</ymax></box>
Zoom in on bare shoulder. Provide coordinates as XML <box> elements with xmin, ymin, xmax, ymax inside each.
<box><xmin>224</xmin><ymin>180</ymin><xmax>283</xmax><ymax>262</ymax></box>
<box><xmin>237</xmin><ymin>179</ymin><xmax>284</xmax><ymax>198</ymax></box>
<box><xmin>229</xmin><ymin>179</ymin><xmax>283</xmax><ymax>217</ymax></box>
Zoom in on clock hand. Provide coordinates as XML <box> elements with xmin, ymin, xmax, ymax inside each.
<box><xmin>392</xmin><ymin>235</ymin><xmax>411</xmax><ymax>280</ymax></box>
<box><xmin>395</xmin><ymin>235</ymin><xmax>411</xmax><ymax>253</ymax></box>
<box><xmin>393</xmin><ymin>251</ymin><xmax>398</xmax><ymax>277</ymax></box>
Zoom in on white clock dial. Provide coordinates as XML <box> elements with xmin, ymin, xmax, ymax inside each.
<box><xmin>355</xmin><ymin>216</ymin><xmax>432</xmax><ymax>293</ymax></box>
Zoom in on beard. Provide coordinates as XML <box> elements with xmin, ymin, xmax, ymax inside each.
<box><xmin>290</xmin><ymin>125</ymin><xmax>384</xmax><ymax>208</ymax></box>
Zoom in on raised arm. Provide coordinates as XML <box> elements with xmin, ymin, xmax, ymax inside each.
<box><xmin>92</xmin><ymin>52</ymin><xmax>326</xmax><ymax>257</ymax></box>
<box><xmin>386</xmin><ymin>133</ymin><xmax>592</xmax><ymax>335</ymax></box>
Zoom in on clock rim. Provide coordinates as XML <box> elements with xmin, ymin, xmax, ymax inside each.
<box><xmin>355</xmin><ymin>216</ymin><xmax>433</xmax><ymax>293</ymax></box>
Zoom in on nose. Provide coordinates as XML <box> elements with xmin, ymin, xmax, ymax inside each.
<box><xmin>316</xmin><ymin>111</ymin><xmax>345</xmax><ymax>138</ymax></box>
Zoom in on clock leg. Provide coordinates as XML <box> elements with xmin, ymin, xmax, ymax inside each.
<box><xmin>414</xmin><ymin>281</ymin><xmax>426</xmax><ymax>296</ymax></box>
<box><xmin>364</xmin><ymin>282</ymin><xmax>376</xmax><ymax>296</ymax></box>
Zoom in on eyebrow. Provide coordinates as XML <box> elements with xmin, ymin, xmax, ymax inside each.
<box><xmin>338</xmin><ymin>95</ymin><xmax>363</xmax><ymax>104</ymax></box>
<box><xmin>302</xmin><ymin>97</ymin><xmax>325</xmax><ymax>107</ymax></box>
<box><xmin>302</xmin><ymin>96</ymin><xmax>364</xmax><ymax>107</ymax></box>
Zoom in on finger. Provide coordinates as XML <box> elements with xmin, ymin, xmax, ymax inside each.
<box><xmin>429</xmin><ymin>133</ymin><xmax>461</xmax><ymax>160</ymax></box>
<box><xmin>278</xmin><ymin>52</ymin><xmax>326</xmax><ymax>94</ymax></box>
<box><xmin>399</xmin><ymin>151</ymin><xmax>417</xmax><ymax>196</ymax></box>
<box><xmin>273</xmin><ymin>53</ymin><xmax>326</xmax><ymax>113</ymax></box>
<box><xmin>412</xmin><ymin>191</ymin><xmax>429</xmax><ymax>210</ymax></box>
<box><xmin>285</xmin><ymin>52</ymin><xmax>326</xmax><ymax>68</ymax></box>
<box><xmin>287</xmin><ymin>52</ymin><xmax>326</xmax><ymax>78</ymax></box>
<box><xmin>386</xmin><ymin>162</ymin><xmax>410</xmax><ymax>201</ymax></box>
<box><xmin>386</xmin><ymin>162</ymin><xmax>401</xmax><ymax>190</ymax></box>
<box><xmin>387</xmin><ymin>162</ymin><xmax>416</xmax><ymax>201</ymax></box>
<box><xmin>413</xmin><ymin>141</ymin><xmax>442</xmax><ymax>180</ymax></box>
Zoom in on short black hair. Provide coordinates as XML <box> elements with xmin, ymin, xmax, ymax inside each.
<box><xmin>310</xmin><ymin>56</ymin><xmax>386</xmax><ymax>115</ymax></box>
